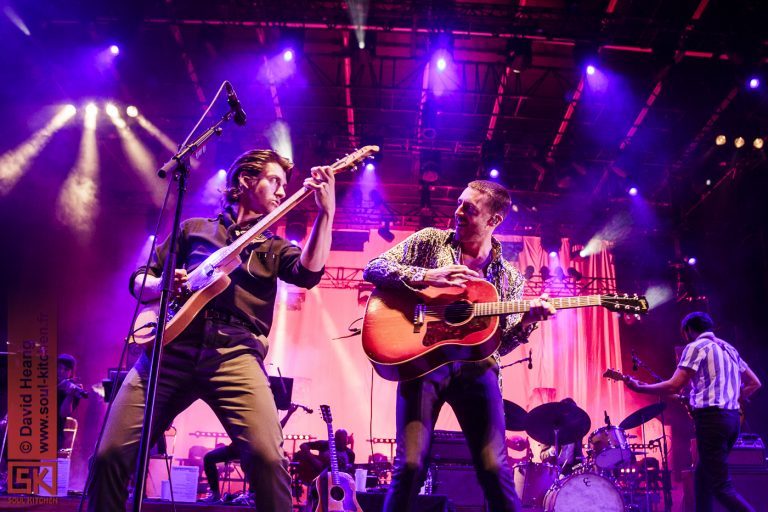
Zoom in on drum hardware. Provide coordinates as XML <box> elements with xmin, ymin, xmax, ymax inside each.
<box><xmin>512</xmin><ymin>461</ymin><xmax>558</xmax><ymax>509</ymax></box>
<box><xmin>524</xmin><ymin>401</ymin><xmax>591</xmax><ymax>468</ymax></box>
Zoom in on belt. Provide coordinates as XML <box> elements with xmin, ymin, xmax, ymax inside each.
<box><xmin>202</xmin><ymin>309</ymin><xmax>252</xmax><ymax>329</ymax></box>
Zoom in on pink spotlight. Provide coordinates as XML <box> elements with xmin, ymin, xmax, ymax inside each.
<box><xmin>628</xmin><ymin>186</ymin><xmax>638</xmax><ymax>196</ymax></box>
<box><xmin>109</xmin><ymin>45</ymin><xmax>120</xmax><ymax>55</ymax></box>
<box><xmin>365</xmin><ymin>162</ymin><xmax>375</xmax><ymax>172</ymax></box>
<box><xmin>283</xmin><ymin>49</ymin><xmax>294</xmax><ymax>62</ymax></box>
<box><xmin>549</xmin><ymin>250</ymin><xmax>558</xmax><ymax>258</ymax></box>
<box><xmin>586</xmin><ymin>64</ymin><xmax>596</xmax><ymax>76</ymax></box>
<box><xmin>748</xmin><ymin>77</ymin><xmax>760</xmax><ymax>89</ymax></box>
<box><xmin>489</xmin><ymin>168</ymin><xmax>500</xmax><ymax>178</ymax></box>
<box><xmin>436</xmin><ymin>57</ymin><xmax>447</xmax><ymax>72</ymax></box>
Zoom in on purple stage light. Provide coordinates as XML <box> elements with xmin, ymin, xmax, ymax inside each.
<box><xmin>489</xmin><ymin>168</ymin><xmax>500</xmax><ymax>178</ymax></box>
<box><xmin>109</xmin><ymin>45</ymin><xmax>120</xmax><ymax>55</ymax></box>
<box><xmin>586</xmin><ymin>64</ymin><xmax>596</xmax><ymax>76</ymax></box>
<box><xmin>365</xmin><ymin>162</ymin><xmax>375</xmax><ymax>172</ymax></box>
<box><xmin>217</xmin><ymin>169</ymin><xmax>227</xmax><ymax>179</ymax></box>
<box><xmin>687</xmin><ymin>257</ymin><xmax>697</xmax><ymax>266</ymax></box>
<box><xmin>436</xmin><ymin>57</ymin><xmax>447</xmax><ymax>72</ymax></box>
<box><xmin>283</xmin><ymin>49</ymin><xmax>294</xmax><ymax>62</ymax></box>
<box><xmin>628</xmin><ymin>187</ymin><xmax>638</xmax><ymax>196</ymax></box>
<box><xmin>748</xmin><ymin>77</ymin><xmax>760</xmax><ymax>89</ymax></box>
<box><xmin>549</xmin><ymin>250</ymin><xmax>558</xmax><ymax>258</ymax></box>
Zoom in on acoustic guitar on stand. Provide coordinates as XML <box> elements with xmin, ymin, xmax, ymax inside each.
<box><xmin>130</xmin><ymin>146</ymin><xmax>379</xmax><ymax>346</ymax></box>
<box><xmin>311</xmin><ymin>405</ymin><xmax>362</xmax><ymax>512</ymax></box>
<box><xmin>362</xmin><ymin>280</ymin><xmax>648</xmax><ymax>381</ymax></box>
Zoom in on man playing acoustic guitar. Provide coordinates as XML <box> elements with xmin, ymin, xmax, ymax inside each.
<box><xmin>363</xmin><ymin>180</ymin><xmax>556</xmax><ymax>512</ymax></box>
<box><xmin>88</xmin><ymin>149</ymin><xmax>335</xmax><ymax>512</ymax></box>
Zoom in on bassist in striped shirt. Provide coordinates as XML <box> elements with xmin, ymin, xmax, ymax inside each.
<box><xmin>622</xmin><ymin>312</ymin><xmax>761</xmax><ymax>512</ymax></box>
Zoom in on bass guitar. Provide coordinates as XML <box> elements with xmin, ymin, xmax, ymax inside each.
<box><xmin>311</xmin><ymin>405</ymin><xmax>362</xmax><ymax>512</ymax></box>
<box><xmin>130</xmin><ymin>146</ymin><xmax>379</xmax><ymax>346</ymax></box>
<box><xmin>362</xmin><ymin>280</ymin><xmax>648</xmax><ymax>381</ymax></box>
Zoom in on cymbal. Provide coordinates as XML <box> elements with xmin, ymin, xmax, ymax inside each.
<box><xmin>524</xmin><ymin>402</ymin><xmax>591</xmax><ymax>446</ymax></box>
<box><xmin>503</xmin><ymin>399</ymin><xmax>528</xmax><ymax>431</ymax></box>
<box><xmin>619</xmin><ymin>402</ymin><xmax>666</xmax><ymax>430</ymax></box>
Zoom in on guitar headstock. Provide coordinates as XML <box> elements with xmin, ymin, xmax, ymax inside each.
<box><xmin>328</xmin><ymin>145</ymin><xmax>380</xmax><ymax>175</ymax></box>
<box><xmin>320</xmin><ymin>404</ymin><xmax>332</xmax><ymax>425</ymax></box>
<box><xmin>599</xmin><ymin>294</ymin><xmax>649</xmax><ymax>314</ymax></box>
<box><xmin>603</xmin><ymin>368</ymin><xmax>625</xmax><ymax>382</ymax></box>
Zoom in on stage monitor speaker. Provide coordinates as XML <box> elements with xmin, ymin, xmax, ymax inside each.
<box><xmin>355</xmin><ymin>491</ymin><xmax>449</xmax><ymax>512</ymax></box>
<box><xmin>431</xmin><ymin>464</ymin><xmax>485</xmax><ymax>511</ymax></box>
<box><xmin>682</xmin><ymin>468</ymin><xmax>768</xmax><ymax>512</ymax></box>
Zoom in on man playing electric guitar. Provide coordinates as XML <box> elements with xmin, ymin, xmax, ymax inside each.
<box><xmin>620</xmin><ymin>312</ymin><xmax>760</xmax><ymax>512</ymax></box>
<box><xmin>362</xmin><ymin>180</ymin><xmax>556</xmax><ymax>512</ymax></box>
<box><xmin>88</xmin><ymin>149</ymin><xmax>336</xmax><ymax>512</ymax></box>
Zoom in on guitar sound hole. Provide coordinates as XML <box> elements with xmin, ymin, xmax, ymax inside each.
<box><xmin>443</xmin><ymin>301</ymin><xmax>473</xmax><ymax>325</ymax></box>
<box><xmin>330</xmin><ymin>485</ymin><xmax>345</xmax><ymax>501</ymax></box>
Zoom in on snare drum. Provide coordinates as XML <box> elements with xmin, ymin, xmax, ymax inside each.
<box><xmin>512</xmin><ymin>462</ymin><xmax>559</xmax><ymax>509</ymax></box>
<box><xmin>543</xmin><ymin>472</ymin><xmax>623</xmax><ymax>512</ymax></box>
<box><xmin>588</xmin><ymin>426</ymin><xmax>631</xmax><ymax>469</ymax></box>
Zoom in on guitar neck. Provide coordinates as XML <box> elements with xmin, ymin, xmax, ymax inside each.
<box><xmin>474</xmin><ymin>295</ymin><xmax>603</xmax><ymax>317</ymax></box>
<box><xmin>325</xmin><ymin>419</ymin><xmax>341</xmax><ymax>486</ymax></box>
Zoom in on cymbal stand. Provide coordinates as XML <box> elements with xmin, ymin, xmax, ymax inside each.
<box><xmin>633</xmin><ymin>354</ymin><xmax>672</xmax><ymax>512</ymax></box>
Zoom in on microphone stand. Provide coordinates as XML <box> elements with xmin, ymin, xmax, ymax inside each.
<box><xmin>632</xmin><ymin>354</ymin><xmax>672</xmax><ymax>512</ymax></box>
<box><xmin>499</xmin><ymin>352</ymin><xmax>532</xmax><ymax>370</ymax></box>
<box><xmin>132</xmin><ymin>109</ymin><xmax>236</xmax><ymax>512</ymax></box>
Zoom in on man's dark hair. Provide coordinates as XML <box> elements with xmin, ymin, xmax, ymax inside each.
<box><xmin>467</xmin><ymin>180</ymin><xmax>512</xmax><ymax>218</ymax></box>
<box><xmin>680</xmin><ymin>311</ymin><xmax>715</xmax><ymax>335</ymax></box>
<box><xmin>58</xmin><ymin>353</ymin><xmax>77</xmax><ymax>371</ymax></box>
<box><xmin>223</xmin><ymin>149</ymin><xmax>294</xmax><ymax>205</ymax></box>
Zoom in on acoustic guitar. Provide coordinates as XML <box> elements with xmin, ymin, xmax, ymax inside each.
<box><xmin>130</xmin><ymin>146</ymin><xmax>379</xmax><ymax>346</ymax></box>
<box><xmin>362</xmin><ymin>280</ymin><xmax>648</xmax><ymax>381</ymax></box>
<box><xmin>311</xmin><ymin>405</ymin><xmax>362</xmax><ymax>512</ymax></box>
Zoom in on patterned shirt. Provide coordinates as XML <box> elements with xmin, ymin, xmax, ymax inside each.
<box><xmin>362</xmin><ymin>227</ymin><xmax>534</xmax><ymax>356</ymax></box>
<box><xmin>678</xmin><ymin>331</ymin><xmax>748</xmax><ymax>410</ymax></box>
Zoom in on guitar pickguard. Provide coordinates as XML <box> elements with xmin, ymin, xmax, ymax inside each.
<box><xmin>422</xmin><ymin>317</ymin><xmax>494</xmax><ymax>346</ymax></box>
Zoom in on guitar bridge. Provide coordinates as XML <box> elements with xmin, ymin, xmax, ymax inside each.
<box><xmin>413</xmin><ymin>303</ymin><xmax>426</xmax><ymax>333</ymax></box>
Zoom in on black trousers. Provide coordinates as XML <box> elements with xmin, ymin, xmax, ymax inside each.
<box><xmin>692</xmin><ymin>407</ymin><xmax>755</xmax><ymax>512</ymax></box>
<box><xmin>87</xmin><ymin>319</ymin><xmax>292</xmax><ymax>512</ymax></box>
<box><xmin>383</xmin><ymin>358</ymin><xmax>520</xmax><ymax>512</ymax></box>
<box><xmin>204</xmin><ymin>443</ymin><xmax>240</xmax><ymax>497</ymax></box>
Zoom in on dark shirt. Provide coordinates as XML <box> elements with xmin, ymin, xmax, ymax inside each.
<box><xmin>130</xmin><ymin>210</ymin><xmax>324</xmax><ymax>339</ymax></box>
<box><xmin>302</xmin><ymin>440</ymin><xmax>356</xmax><ymax>473</ymax></box>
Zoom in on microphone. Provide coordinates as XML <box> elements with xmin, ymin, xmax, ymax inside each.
<box><xmin>528</xmin><ymin>349</ymin><xmax>533</xmax><ymax>370</ymax></box>
<box><xmin>224</xmin><ymin>81</ymin><xmax>247</xmax><ymax>126</ymax></box>
<box><xmin>604</xmin><ymin>410</ymin><xmax>611</xmax><ymax>426</ymax></box>
<box><xmin>632</xmin><ymin>350</ymin><xmax>638</xmax><ymax>372</ymax></box>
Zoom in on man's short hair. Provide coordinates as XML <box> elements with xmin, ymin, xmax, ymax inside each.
<box><xmin>467</xmin><ymin>180</ymin><xmax>512</xmax><ymax>218</ymax></box>
<box><xmin>681</xmin><ymin>311</ymin><xmax>715</xmax><ymax>335</ymax></box>
<box><xmin>223</xmin><ymin>149</ymin><xmax>294</xmax><ymax>205</ymax></box>
<box><xmin>58</xmin><ymin>353</ymin><xmax>77</xmax><ymax>371</ymax></box>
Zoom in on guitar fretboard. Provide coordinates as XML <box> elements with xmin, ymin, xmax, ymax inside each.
<box><xmin>473</xmin><ymin>295</ymin><xmax>603</xmax><ymax>316</ymax></box>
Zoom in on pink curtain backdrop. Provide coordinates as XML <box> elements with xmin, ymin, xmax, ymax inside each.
<box><xmin>165</xmin><ymin>230</ymin><xmax>662</xmax><ymax>467</ymax></box>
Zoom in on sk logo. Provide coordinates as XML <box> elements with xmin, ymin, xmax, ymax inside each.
<box><xmin>8</xmin><ymin>460</ymin><xmax>58</xmax><ymax>494</ymax></box>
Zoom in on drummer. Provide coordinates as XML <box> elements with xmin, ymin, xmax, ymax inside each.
<box><xmin>538</xmin><ymin>398</ymin><xmax>585</xmax><ymax>476</ymax></box>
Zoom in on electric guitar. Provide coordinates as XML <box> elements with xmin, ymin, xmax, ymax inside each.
<box><xmin>602</xmin><ymin>368</ymin><xmax>747</xmax><ymax>424</ymax></box>
<box><xmin>312</xmin><ymin>405</ymin><xmax>362</xmax><ymax>512</ymax></box>
<box><xmin>130</xmin><ymin>146</ymin><xmax>379</xmax><ymax>346</ymax></box>
<box><xmin>362</xmin><ymin>279</ymin><xmax>648</xmax><ymax>381</ymax></box>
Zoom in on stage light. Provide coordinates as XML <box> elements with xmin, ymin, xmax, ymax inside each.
<box><xmin>705</xmin><ymin>179</ymin><xmax>712</xmax><ymax>186</ymax></box>
<box><xmin>524</xmin><ymin>265</ymin><xmax>534</xmax><ymax>280</ymax></box>
<box><xmin>734</xmin><ymin>137</ymin><xmax>745</xmax><ymax>149</ymax></box>
<box><xmin>436</xmin><ymin>57</ymin><xmax>447</xmax><ymax>72</ymax></box>
<box><xmin>687</xmin><ymin>257</ymin><xmax>697</xmax><ymax>266</ymax></box>
<box><xmin>628</xmin><ymin>186</ymin><xmax>638</xmax><ymax>196</ymax></box>
<box><xmin>282</xmin><ymin>49</ymin><xmax>294</xmax><ymax>62</ymax></box>
<box><xmin>586</xmin><ymin>64</ymin><xmax>596</xmax><ymax>76</ymax></box>
<box><xmin>105</xmin><ymin>103</ymin><xmax>119</xmax><ymax>118</ymax></box>
<box><xmin>377</xmin><ymin>220</ymin><xmax>395</xmax><ymax>242</ymax></box>
<box><xmin>511</xmin><ymin>204</ymin><xmax>519</xmax><ymax>213</ymax></box>
<box><xmin>365</xmin><ymin>162</ymin><xmax>375</xmax><ymax>172</ymax></box>
<box><xmin>753</xmin><ymin>138</ymin><xmax>764</xmax><ymax>150</ymax></box>
<box><xmin>217</xmin><ymin>169</ymin><xmax>227</xmax><ymax>179</ymax></box>
<box><xmin>489</xmin><ymin>168</ymin><xmax>500</xmax><ymax>179</ymax></box>
<box><xmin>540</xmin><ymin>266</ymin><xmax>551</xmax><ymax>280</ymax></box>
<box><xmin>567</xmin><ymin>267</ymin><xmax>583</xmax><ymax>280</ymax></box>
<box><xmin>748</xmin><ymin>77</ymin><xmax>760</xmax><ymax>89</ymax></box>
<box><xmin>109</xmin><ymin>45</ymin><xmax>120</xmax><ymax>55</ymax></box>
<box><xmin>126</xmin><ymin>105</ymin><xmax>139</xmax><ymax>118</ymax></box>
<box><xmin>715</xmin><ymin>134</ymin><xmax>726</xmax><ymax>146</ymax></box>
<box><xmin>85</xmin><ymin>103</ymin><xmax>98</xmax><ymax>117</ymax></box>
<box><xmin>419</xmin><ymin>150</ymin><xmax>441</xmax><ymax>183</ymax></box>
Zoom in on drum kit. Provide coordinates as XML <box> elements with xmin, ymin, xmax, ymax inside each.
<box><xmin>504</xmin><ymin>399</ymin><xmax>668</xmax><ymax>511</ymax></box>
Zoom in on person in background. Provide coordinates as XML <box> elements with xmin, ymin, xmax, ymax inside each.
<box><xmin>57</xmin><ymin>353</ymin><xmax>87</xmax><ymax>455</ymax></box>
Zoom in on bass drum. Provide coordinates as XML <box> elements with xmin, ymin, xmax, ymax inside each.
<box><xmin>543</xmin><ymin>472</ymin><xmax>623</xmax><ymax>512</ymax></box>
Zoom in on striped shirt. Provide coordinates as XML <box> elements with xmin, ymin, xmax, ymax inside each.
<box><xmin>678</xmin><ymin>332</ymin><xmax>748</xmax><ymax>410</ymax></box>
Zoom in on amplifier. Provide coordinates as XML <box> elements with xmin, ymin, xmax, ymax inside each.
<box><xmin>430</xmin><ymin>430</ymin><xmax>472</xmax><ymax>464</ymax></box>
<box><xmin>431</xmin><ymin>464</ymin><xmax>485</xmax><ymax>510</ymax></box>
<box><xmin>691</xmin><ymin>433</ymin><xmax>766</xmax><ymax>468</ymax></box>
